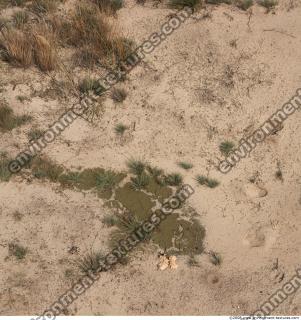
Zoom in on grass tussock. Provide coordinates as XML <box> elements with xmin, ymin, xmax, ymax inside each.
<box><xmin>31</xmin><ymin>157</ymin><xmax>64</xmax><ymax>182</ymax></box>
<box><xmin>257</xmin><ymin>0</ymin><xmax>277</xmax><ymax>11</ymax></box>
<box><xmin>114</xmin><ymin>123</ymin><xmax>128</xmax><ymax>135</ymax></box>
<box><xmin>0</xmin><ymin>28</ymin><xmax>33</xmax><ymax>67</ymax></box>
<box><xmin>127</xmin><ymin>159</ymin><xmax>147</xmax><ymax>176</ymax></box>
<box><xmin>165</xmin><ymin>173</ymin><xmax>183</xmax><ymax>186</ymax></box>
<box><xmin>29</xmin><ymin>0</ymin><xmax>59</xmax><ymax>15</ymax></box>
<box><xmin>9</xmin><ymin>242</ymin><xmax>27</xmax><ymax>260</ymax></box>
<box><xmin>169</xmin><ymin>0</ymin><xmax>200</xmax><ymax>8</ymax></box>
<box><xmin>0</xmin><ymin>152</ymin><xmax>12</xmax><ymax>182</ymax></box>
<box><xmin>77</xmin><ymin>251</ymin><xmax>105</xmax><ymax>275</ymax></box>
<box><xmin>0</xmin><ymin>24</ymin><xmax>57</xmax><ymax>71</ymax></box>
<box><xmin>32</xmin><ymin>33</ymin><xmax>57</xmax><ymax>71</ymax></box>
<box><xmin>235</xmin><ymin>0</ymin><xmax>253</xmax><ymax>10</ymax></box>
<box><xmin>92</xmin><ymin>0</ymin><xmax>123</xmax><ymax>15</ymax></box>
<box><xmin>67</xmin><ymin>4</ymin><xmax>132</xmax><ymax>66</ymax></box>
<box><xmin>111</xmin><ymin>87</ymin><xmax>127</xmax><ymax>103</ymax></box>
<box><xmin>178</xmin><ymin>161</ymin><xmax>193</xmax><ymax>170</ymax></box>
<box><xmin>196</xmin><ymin>175</ymin><xmax>219</xmax><ymax>188</ymax></box>
<box><xmin>0</xmin><ymin>101</ymin><xmax>31</xmax><ymax>131</ymax></box>
<box><xmin>219</xmin><ymin>141</ymin><xmax>235</xmax><ymax>156</ymax></box>
<box><xmin>13</xmin><ymin>10</ymin><xmax>29</xmax><ymax>28</ymax></box>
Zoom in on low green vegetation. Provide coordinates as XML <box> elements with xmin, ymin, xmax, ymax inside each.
<box><xmin>28</xmin><ymin>128</ymin><xmax>44</xmax><ymax>141</ymax></box>
<box><xmin>111</xmin><ymin>88</ymin><xmax>127</xmax><ymax>103</ymax></box>
<box><xmin>77</xmin><ymin>251</ymin><xmax>105</xmax><ymax>275</ymax></box>
<box><xmin>0</xmin><ymin>153</ymin><xmax>12</xmax><ymax>182</ymax></box>
<box><xmin>165</xmin><ymin>173</ymin><xmax>183</xmax><ymax>186</ymax></box>
<box><xmin>102</xmin><ymin>214</ymin><xmax>119</xmax><ymax>227</ymax></box>
<box><xmin>219</xmin><ymin>141</ymin><xmax>235</xmax><ymax>156</ymax></box>
<box><xmin>9</xmin><ymin>242</ymin><xmax>27</xmax><ymax>260</ymax></box>
<box><xmin>257</xmin><ymin>0</ymin><xmax>277</xmax><ymax>11</ymax></box>
<box><xmin>0</xmin><ymin>102</ymin><xmax>31</xmax><ymax>132</ymax></box>
<box><xmin>130</xmin><ymin>172</ymin><xmax>150</xmax><ymax>190</ymax></box>
<box><xmin>169</xmin><ymin>0</ymin><xmax>200</xmax><ymax>8</ymax></box>
<box><xmin>235</xmin><ymin>0</ymin><xmax>253</xmax><ymax>10</ymax></box>
<box><xmin>126</xmin><ymin>158</ymin><xmax>146</xmax><ymax>176</ymax></box>
<box><xmin>196</xmin><ymin>175</ymin><xmax>220</xmax><ymax>188</ymax></box>
<box><xmin>178</xmin><ymin>161</ymin><xmax>193</xmax><ymax>170</ymax></box>
<box><xmin>78</xmin><ymin>78</ymin><xmax>101</xmax><ymax>95</ymax></box>
<box><xmin>114</xmin><ymin>123</ymin><xmax>128</xmax><ymax>135</ymax></box>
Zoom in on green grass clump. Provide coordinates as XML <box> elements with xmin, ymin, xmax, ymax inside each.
<box><xmin>127</xmin><ymin>159</ymin><xmax>146</xmax><ymax>176</ymax></box>
<box><xmin>219</xmin><ymin>141</ymin><xmax>235</xmax><ymax>156</ymax></box>
<box><xmin>165</xmin><ymin>173</ymin><xmax>183</xmax><ymax>186</ymax></box>
<box><xmin>196</xmin><ymin>175</ymin><xmax>219</xmax><ymax>188</ymax></box>
<box><xmin>13</xmin><ymin>10</ymin><xmax>29</xmax><ymax>28</ymax></box>
<box><xmin>93</xmin><ymin>0</ymin><xmax>123</xmax><ymax>14</ymax></box>
<box><xmin>102</xmin><ymin>214</ymin><xmax>119</xmax><ymax>227</ymax></box>
<box><xmin>77</xmin><ymin>251</ymin><xmax>105</xmax><ymax>275</ymax></box>
<box><xmin>114</xmin><ymin>123</ymin><xmax>128</xmax><ymax>135</ymax></box>
<box><xmin>0</xmin><ymin>154</ymin><xmax>12</xmax><ymax>182</ymax></box>
<box><xmin>178</xmin><ymin>161</ymin><xmax>193</xmax><ymax>170</ymax></box>
<box><xmin>111</xmin><ymin>88</ymin><xmax>127</xmax><ymax>103</ymax></box>
<box><xmin>235</xmin><ymin>0</ymin><xmax>253</xmax><ymax>10</ymax></box>
<box><xmin>78</xmin><ymin>78</ymin><xmax>101</xmax><ymax>95</ymax></box>
<box><xmin>29</xmin><ymin>0</ymin><xmax>58</xmax><ymax>15</ymax></box>
<box><xmin>257</xmin><ymin>0</ymin><xmax>277</xmax><ymax>11</ymax></box>
<box><xmin>130</xmin><ymin>172</ymin><xmax>150</xmax><ymax>190</ymax></box>
<box><xmin>31</xmin><ymin>157</ymin><xmax>64</xmax><ymax>182</ymax></box>
<box><xmin>9</xmin><ymin>243</ymin><xmax>27</xmax><ymax>260</ymax></box>
<box><xmin>0</xmin><ymin>102</ymin><xmax>31</xmax><ymax>132</ymax></box>
<box><xmin>169</xmin><ymin>0</ymin><xmax>200</xmax><ymax>8</ymax></box>
<box><xmin>28</xmin><ymin>128</ymin><xmax>44</xmax><ymax>141</ymax></box>
<box><xmin>95</xmin><ymin>170</ymin><xmax>119</xmax><ymax>191</ymax></box>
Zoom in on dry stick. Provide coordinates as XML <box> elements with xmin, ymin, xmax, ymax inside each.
<box><xmin>263</xmin><ymin>29</ymin><xmax>296</xmax><ymax>39</ymax></box>
<box><xmin>247</xmin><ymin>9</ymin><xmax>253</xmax><ymax>30</ymax></box>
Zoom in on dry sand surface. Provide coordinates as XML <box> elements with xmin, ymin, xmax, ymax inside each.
<box><xmin>0</xmin><ymin>0</ymin><xmax>301</xmax><ymax>316</ymax></box>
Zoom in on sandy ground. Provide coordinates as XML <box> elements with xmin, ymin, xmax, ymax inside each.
<box><xmin>0</xmin><ymin>0</ymin><xmax>301</xmax><ymax>315</ymax></box>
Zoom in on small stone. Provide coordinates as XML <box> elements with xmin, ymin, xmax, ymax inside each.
<box><xmin>244</xmin><ymin>183</ymin><xmax>268</xmax><ymax>198</ymax></box>
<box><xmin>169</xmin><ymin>256</ymin><xmax>178</xmax><ymax>269</ymax></box>
<box><xmin>158</xmin><ymin>255</ymin><xmax>169</xmax><ymax>271</ymax></box>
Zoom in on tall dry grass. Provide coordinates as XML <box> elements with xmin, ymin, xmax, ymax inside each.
<box><xmin>0</xmin><ymin>24</ymin><xmax>57</xmax><ymax>71</ymax></box>
<box><xmin>0</xmin><ymin>28</ymin><xmax>33</xmax><ymax>67</ymax></box>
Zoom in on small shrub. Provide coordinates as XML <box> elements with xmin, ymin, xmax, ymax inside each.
<box><xmin>73</xmin><ymin>47</ymin><xmax>100</xmax><ymax>69</ymax></box>
<box><xmin>77</xmin><ymin>251</ymin><xmax>104</xmax><ymax>275</ymax></box>
<box><xmin>169</xmin><ymin>0</ymin><xmax>200</xmax><ymax>8</ymax></box>
<box><xmin>219</xmin><ymin>141</ymin><xmax>235</xmax><ymax>156</ymax></box>
<box><xmin>114</xmin><ymin>123</ymin><xmax>128</xmax><ymax>135</ymax></box>
<box><xmin>111</xmin><ymin>88</ymin><xmax>127</xmax><ymax>103</ymax></box>
<box><xmin>13</xmin><ymin>10</ymin><xmax>29</xmax><ymax>28</ymax></box>
<box><xmin>275</xmin><ymin>169</ymin><xmax>283</xmax><ymax>181</ymax></box>
<box><xmin>126</xmin><ymin>159</ymin><xmax>146</xmax><ymax>176</ymax></box>
<box><xmin>9</xmin><ymin>243</ymin><xmax>27</xmax><ymax>260</ymax></box>
<box><xmin>131</xmin><ymin>173</ymin><xmax>150</xmax><ymax>190</ymax></box>
<box><xmin>235</xmin><ymin>0</ymin><xmax>253</xmax><ymax>10</ymax></box>
<box><xmin>257</xmin><ymin>0</ymin><xmax>277</xmax><ymax>11</ymax></box>
<box><xmin>196</xmin><ymin>175</ymin><xmax>219</xmax><ymax>188</ymax></box>
<box><xmin>16</xmin><ymin>95</ymin><xmax>30</xmax><ymax>103</ymax></box>
<box><xmin>178</xmin><ymin>161</ymin><xmax>193</xmax><ymax>170</ymax></box>
<box><xmin>165</xmin><ymin>173</ymin><xmax>183</xmax><ymax>186</ymax></box>
<box><xmin>0</xmin><ymin>102</ymin><xmax>31</xmax><ymax>132</ymax></box>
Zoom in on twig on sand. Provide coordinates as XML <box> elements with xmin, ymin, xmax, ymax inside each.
<box><xmin>263</xmin><ymin>29</ymin><xmax>296</xmax><ymax>38</ymax></box>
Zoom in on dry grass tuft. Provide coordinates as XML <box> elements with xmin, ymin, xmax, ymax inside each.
<box><xmin>0</xmin><ymin>28</ymin><xmax>33</xmax><ymax>67</ymax></box>
<box><xmin>32</xmin><ymin>33</ymin><xmax>56</xmax><ymax>71</ymax></box>
<box><xmin>67</xmin><ymin>4</ymin><xmax>131</xmax><ymax>66</ymax></box>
